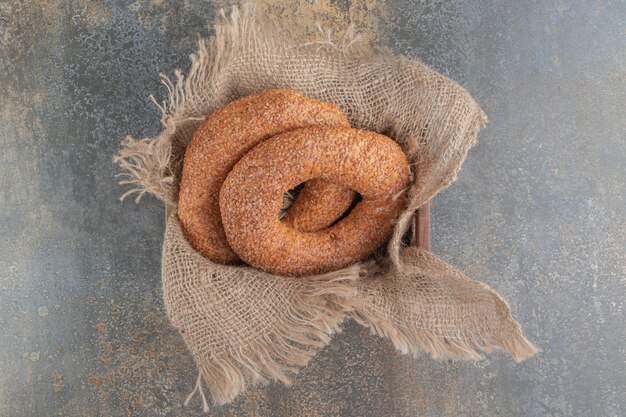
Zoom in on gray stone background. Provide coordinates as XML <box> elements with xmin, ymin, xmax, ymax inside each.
<box><xmin>1</xmin><ymin>0</ymin><xmax>624</xmax><ymax>416</ymax></box>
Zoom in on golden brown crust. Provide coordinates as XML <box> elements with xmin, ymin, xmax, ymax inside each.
<box><xmin>178</xmin><ymin>89</ymin><xmax>351</xmax><ymax>263</ymax></box>
<box><xmin>220</xmin><ymin>126</ymin><xmax>410</xmax><ymax>276</ymax></box>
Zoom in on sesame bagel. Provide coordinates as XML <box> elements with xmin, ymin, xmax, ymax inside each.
<box><xmin>220</xmin><ymin>126</ymin><xmax>410</xmax><ymax>276</ymax></box>
<box><xmin>178</xmin><ymin>89</ymin><xmax>353</xmax><ymax>263</ymax></box>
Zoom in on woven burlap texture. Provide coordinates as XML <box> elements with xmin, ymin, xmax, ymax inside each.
<box><xmin>115</xmin><ymin>4</ymin><xmax>537</xmax><ymax>409</ymax></box>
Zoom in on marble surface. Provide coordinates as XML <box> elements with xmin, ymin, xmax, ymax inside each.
<box><xmin>1</xmin><ymin>1</ymin><xmax>624</xmax><ymax>416</ymax></box>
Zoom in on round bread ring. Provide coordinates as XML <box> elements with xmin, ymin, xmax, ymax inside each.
<box><xmin>220</xmin><ymin>126</ymin><xmax>411</xmax><ymax>276</ymax></box>
<box><xmin>178</xmin><ymin>89</ymin><xmax>354</xmax><ymax>263</ymax></box>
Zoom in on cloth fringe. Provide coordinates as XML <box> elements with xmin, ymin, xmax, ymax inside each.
<box><xmin>353</xmin><ymin>299</ymin><xmax>537</xmax><ymax>362</ymax></box>
<box><xmin>180</xmin><ymin>268</ymin><xmax>359</xmax><ymax>406</ymax></box>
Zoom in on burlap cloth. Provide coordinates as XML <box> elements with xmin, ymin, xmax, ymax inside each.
<box><xmin>115</xmin><ymin>4</ymin><xmax>537</xmax><ymax>409</ymax></box>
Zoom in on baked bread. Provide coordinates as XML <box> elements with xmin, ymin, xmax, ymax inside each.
<box><xmin>220</xmin><ymin>126</ymin><xmax>410</xmax><ymax>276</ymax></box>
<box><xmin>178</xmin><ymin>89</ymin><xmax>353</xmax><ymax>263</ymax></box>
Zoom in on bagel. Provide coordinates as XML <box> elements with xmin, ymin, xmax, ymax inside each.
<box><xmin>178</xmin><ymin>89</ymin><xmax>353</xmax><ymax>263</ymax></box>
<box><xmin>220</xmin><ymin>126</ymin><xmax>410</xmax><ymax>276</ymax></box>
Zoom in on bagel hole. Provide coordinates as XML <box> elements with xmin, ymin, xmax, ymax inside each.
<box><xmin>278</xmin><ymin>183</ymin><xmax>306</xmax><ymax>219</ymax></box>
<box><xmin>327</xmin><ymin>193</ymin><xmax>362</xmax><ymax>227</ymax></box>
<box><xmin>277</xmin><ymin>182</ymin><xmax>361</xmax><ymax>225</ymax></box>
